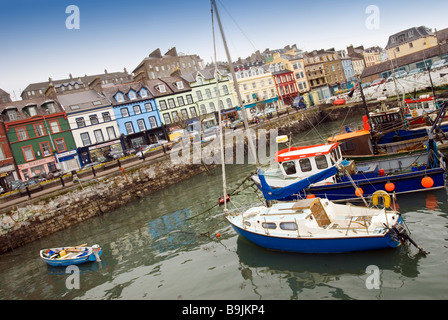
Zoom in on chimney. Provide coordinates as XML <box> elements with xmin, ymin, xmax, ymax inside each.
<box><xmin>124</xmin><ymin>67</ymin><xmax>128</xmax><ymax>73</ymax></box>
<box><xmin>69</xmin><ymin>73</ymin><xmax>73</xmax><ymax>79</ymax></box>
<box><xmin>104</xmin><ymin>69</ymin><xmax>108</xmax><ymax>74</ymax></box>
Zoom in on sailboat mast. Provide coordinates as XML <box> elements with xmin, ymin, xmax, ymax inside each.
<box><xmin>210</xmin><ymin>0</ymin><xmax>259</xmax><ymax>166</ymax></box>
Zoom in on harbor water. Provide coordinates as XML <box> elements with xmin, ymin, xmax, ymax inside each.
<box><xmin>1</xmin><ymin>116</ymin><xmax>448</xmax><ymax>300</ymax></box>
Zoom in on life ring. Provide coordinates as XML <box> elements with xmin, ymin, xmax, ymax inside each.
<box><xmin>372</xmin><ymin>190</ymin><xmax>391</xmax><ymax>208</ymax></box>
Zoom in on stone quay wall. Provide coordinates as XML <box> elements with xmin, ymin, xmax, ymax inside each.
<box><xmin>0</xmin><ymin>108</ymin><xmax>322</xmax><ymax>255</ymax></box>
<box><xmin>0</xmin><ymin>160</ymin><xmax>215</xmax><ymax>254</ymax></box>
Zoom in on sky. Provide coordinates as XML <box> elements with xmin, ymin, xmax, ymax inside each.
<box><xmin>1</xmin><ymin>0</ymin><xmax>448</xmax><ymax>100</ymax></box>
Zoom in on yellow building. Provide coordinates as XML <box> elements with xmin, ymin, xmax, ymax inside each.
<box><xmin>265</xmin><ymin>51</ymin><xmax>309</xmax><ymax>94</ymax></box>
<box><xmin>385</xmin><ymin>26</ymin><xmax>438</xmax><ymax>59</ymax></box>
<box><xmin>228</xmin><ymin>65</ymin><xmax>280</xmax><ymax>118</ymax></box>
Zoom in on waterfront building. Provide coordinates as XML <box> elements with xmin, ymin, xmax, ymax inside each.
<box><xmin>272</xmin><ymin>69</ymin><xmax>299</xmax><ymax>107</ymax></box>
<box><xmin>20</xmin><ymin>69</ymin><xmax>133</xmax><ymax>101</ymax></box>
<box><xmin>0</xmin><ymin>121</ymin><xmax>18</xmax><ymax>190</ymax></box>
<box><xmin>385</xmin><ymin>26</ymin><xmax>439</xmax><ymax>60</ymax></box>
<box><xmin>227</xmin><ymin>65</ymin><xmax>279</xmax><ymax>118</ymax></box>
<box><xmin>265</xmin><ymin>49</ymin><xmax>309</xmax><ymax>95</ymax></box>
<box><xmin>102</xmin><ymin>82</ymin><xmax>167</xmax><ymax>150</ymax></box>
<box><xmin>0</xmin><ymin>97</ymin><xmax>77</xmax><ymax>180</ymax></box>
<box><xmin>181</xmin><ymin>68</ymin><xmax>237</xmax><ymax>126</ymax></box>
<box><xmin>361</xmin><ymin>42</ymin><xmax>448</xmax><ymax>83</ymax></box>
<box><xmin>133</xmin><ymin>47</ymin><xmax>204</xmax><ymax>81</ymax></box>
<box><xmin>56</xmin><ymin>89</ymin><xmax>122</xmax><ymax>167</ymax></box>
<box><xmin>144</xmin><ymin>75</ymin><xmax>197</xmax><ymax>131</ymax></box>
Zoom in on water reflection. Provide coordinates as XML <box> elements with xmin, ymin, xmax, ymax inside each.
<box><xmin>234</xmin><ymin>234</ymin><xmax>425</xmax><ymax>299</ymax></box>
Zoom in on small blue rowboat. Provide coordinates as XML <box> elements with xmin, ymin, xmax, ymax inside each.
<box><xmin>40</xmin><ymin>244</ymin><xmax>102</xmax><ymax>267</ymax></box>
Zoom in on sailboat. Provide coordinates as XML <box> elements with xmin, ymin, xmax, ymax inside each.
<box><xmin>210</xmin><ymin>0</ymin><xmax>423</xmax><ymax>254</ymax></box>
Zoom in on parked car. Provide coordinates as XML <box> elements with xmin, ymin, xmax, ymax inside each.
<box><xmin>136</xmin><ymin>143</ymin><xmax>164</xmax><ymax>158</ymax></box>
<box><xmin>408</xmin><ymin>68</ymin><xmax>423</xmax><ymax>76</ymax></box>
<box><xmin>230</xmin><ymin>119</ymin><xmax>244</xmax><ymax>130</ymax></box>
<box><xmin>371</xmin><ymin>78</ymin><xmax>386</xmax><ymax>86</ymax></box>
<box><xmin>393</xmin><ymin>70</ymin><xmax>408</xmax><ymax>78</ymax></box>
<box><xmin>361</xmin><ymin>82</ymin><xmax>371</xmax><ymax>88</ymax></box>
<box><xmin>431</xmin><ymin>59</ymin><xmax>448</xmax><ymax>70</ymax></box>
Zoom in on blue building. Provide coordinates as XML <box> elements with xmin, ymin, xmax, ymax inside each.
<box><xmin>341</xmin><ymin>58</ymin><xmax>356</xmax><ymax>89</ymax></box>
<box><xmin>103</xmin><ymin>82</ymin><xmax>167</xmax><ymax>150</ymax></box>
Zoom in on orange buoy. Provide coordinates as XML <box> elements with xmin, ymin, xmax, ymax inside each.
<box><xmin>379</xmin><ymin>169</ymin><xmax>385</xmax><ymax>176</ymax></box>
<box><xmin>216</xmin><ymin>233</ymin><xmax>221</xmax><ymax>238</ymax></box>
<box><xmin>306</xmin><ymin>194</ymin><xmax>316</xmax><ymax>199</ymax></box>
<box><xmin>355</xmin><ymin>187</ymin><xmax>364</xmax><ymax>197</ymax></box>
<box><xmin>385</xmin><ymin>182</ymin><xmax>395</xmax><ymax>192</ymax></box>
<box><xmin>421</xmin><ymin>176</ymin><xmax>434</xmax><ymax>189</ymax></box>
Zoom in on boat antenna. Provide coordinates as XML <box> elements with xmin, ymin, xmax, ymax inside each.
<box><xmin>211</xmin><ymin>2</ymin><xmax>228</xmax><ymax>211</ymax></box>
<box><xmin>211</xmin><ymin>0</ymin><xmax>259</xmax><ymax>167</ymax></box>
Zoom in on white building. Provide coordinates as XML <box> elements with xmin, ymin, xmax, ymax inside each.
<box><xmin>57</xmin><ymin>90</ymin><xmax>122</xmax><ymax>167</ymax></box>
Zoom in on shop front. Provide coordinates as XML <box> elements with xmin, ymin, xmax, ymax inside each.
<box><xmin>18</xmin><ymin>156</ymin><xmax>57</xmax><ymax>180</ymax></box>
<box><xmin>78</xmin><ymin>139</ymin><xmax>124</xmax><ymax>167</ymax></box>
<box><xmin>55</xmin><ymin>149</ymin><xmax>80</xmax><ymax>173</ymax></box>
<box><xmin>0</xmin><ymin>164</ymin><xmax>18</xmax><ymax>191</ymax></box>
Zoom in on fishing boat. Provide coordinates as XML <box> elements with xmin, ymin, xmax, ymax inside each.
<box><xmin>225</xmin><ymin>195</ymin><xmax>410</xmax><ymax>253</ymax></box>
<box><xmin>40</xmin><ymin>244</ymin><xmax>102</xmax><ymax>267</ymax></box>
<box><xmin>252</xmin><ymin>136</ymin><xmax>446</xmax><ymax>202</ymax></box>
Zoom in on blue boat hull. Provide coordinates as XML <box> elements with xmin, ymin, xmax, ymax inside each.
<box><xmin>228</xmin><ymin>219</ymin><xmax>403</xmax><ymax>253</ymax></box>
<box><xmin>256</xmin><ymin>167</ymin><xmax>446</xmax><ymax>202</ymax></box>
<box><xmin>41</xmin><ymin>250</ymin><xmax>102</xmax><ymax>267</ymax></box>
<box><xmin>378</xmin><ymin>124</ymin><xmax>448</xmax><ymax>144</ymax></box>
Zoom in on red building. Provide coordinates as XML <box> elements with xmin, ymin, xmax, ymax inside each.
<box><xmin>0</xmin><ymin>121</ymin><xmax>18</xmax><ymax>191</ymax></box>
<box><xmin>273</xmin><ymin>70</ymin><xmax>299</xmax><ymax>107</ymax></box>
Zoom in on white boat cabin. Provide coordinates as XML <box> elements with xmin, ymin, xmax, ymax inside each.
<box><xmin>274</xmin><ymin>143</ymin><xmax>343</xmax><ymax>183</ymax></box>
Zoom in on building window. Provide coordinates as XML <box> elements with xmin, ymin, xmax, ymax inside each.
<box><xmin>137</xmin><ymin>119</ymin><xmax>146</xmax><ymax>131</ymax></box>
<box><xmin>176</xmin><ymin>81</ymin><xmax>184</xmax><ymax>89</ymax></box>
<box><xmin>157</xmin><ymin>84</ymin><xmax>166</xmax><ymax>93</ymax></box>
<box><xmin>94</xmin><ymin>129</ymin><xmax>104</xmax><ymax>143</ymax></box>
<box><xmin>27</xmin><ymin>106</ymin><xmax>38</xmax><ymax>117</ymax></box>
<box><xmin>89</xmin><ymin>115</ymin><xmax>99</xmax><ymax>125</ymax></box>
<box><xmin>196</xmin><ymin>91</ymin><xmax>203</xmax><ymax>101</ymax></box>
<box><xmin>102</xmin><ymin>112</ymin><xmax>111</xmax><ymax>122</ymax></box>
<box><xmin>22</xmin><ymin>146</ymin><xmax>35</xmax><ymax>162</ymax></box>
<box><xmin>186</xmin><ymin>94</ymin><xmax>193</xmax><ymax>104</ymax></box>
<box><xmin>125</xmin><ymin>122</ymin><xmax>134</xmax><ymax>134</ymax></box>
<box><xmin>177</xmin><ymin>96</ymin><xmax>185</xmax><ymax>106</ymax></box>
<box><xmin>181</xmin><ymin>109</ymin><xmax>188</xmax><ymax>119</ymax></box>
<box><xmin>76</xmin><ymin>117</ymin><xmax>86</xmax><ymax>128</ymax></box>
<box><xmin>55</xmin><ymin>138</ymin><xmax>67</xmax><ymax>152</ymax></box>
<box><xmin>223</xmin><ymin>85</ymin><xmax>229</xmax><ymax>95</ymax></box>
<box><xmin>168</xmin><ymin>98</ymin><xmax>176</xmax><ymax>109</ymax></box>
<box><xmin>39</xmin><ymin>141</ymin><xmax>52</xmax><ymax>157</ymax></box>
<box><xmin>159</xmin><ymin>100</ymin><xmax>167</xmax><ymax>110</ymax></box>
<box><xmin>205</xmin><ymin>89</ymin><xmax>212</xmax><ymax>99</ymax></box>
<box><xmin>128</xmin><ymin>90</ymin><xmax>137</xmax><ymax>100</ymax></box>
<box><xmin>121</xmin><ymin>108</ymin><xmax>129</xmax><ymax>117</ymax></box>
<box><xmin>115</xmin><ymin>93</ymin><xmax>125</xmax><ymax>102</ymax></box>
<box><xmin>106</xmin><ymin>126</ymin><xmax>117</xmax><ymax>140</ymax></box>
<box><xmin>171</xmin><ymin>111</ymin><xmax>180</xmax><ymax>122</ymax></box>
<box><xmin>144</xmin><ymin>103</ymin><xmax>153</xmax><ymax>112</ymax></box>
<box><xmin>7</xmin><ymin>110</ymin><xmax>18</xmax><ymax>121</ymax></box>
<box><xmin>49</xmin><ymin>121</ymin><xmax>61</xmax><ymax>133</ymax></box>
<box><xmin>200</xmin><ymin>104</ymin><xmax>206</xmax><ymax>115</ymax></box>
<box><xmin>34</xmin><ymin>123</ymin><xmax>46</xmax><ymax>137</ymax></box>
<box><xmin>80</xmin><ymin>133</ymin><xmax>91</xmax><ymax>146</ymax></box>
<box><xmin>209</xmin><ymin>102</ymin><xmax>215</xmax><ymax>113</ymax></box>
<box><xmin>133</xmin><ymin>105</ymin><xmax>142</xmax><ymax>115</ymax></box>
<box><xmin>409</xmin><ymin>42</ymin><xmax>414</xmax><ymax>48</ymax></box>
<box><xmin>148</xmin><ymin>116</ymin><xmax>157</xmax><ymax>128</ymax></box>
<box><xmin>16</xmin><ymin>127</ymin><xmax>28</xmax><ymax>141</ymax></box>
<box><xmin>163</xmin><ymin>113</ymin><xmax>171</xmax><ymax>124</ymax></box>
<box><xmin>190</xmin><ymin>107</ymin><xmax>197</xmax><ymax>118</ymax></box>
<box><xmin>140</xmin><ymin>89</ymin><xmax>148</xmax><ymax>98</ymax></box>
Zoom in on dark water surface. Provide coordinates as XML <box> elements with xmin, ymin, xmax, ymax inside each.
<box><xmin>1</xmin><ymin>116</ymin><xmax>448</xmax><ymax>300</ymax></box>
